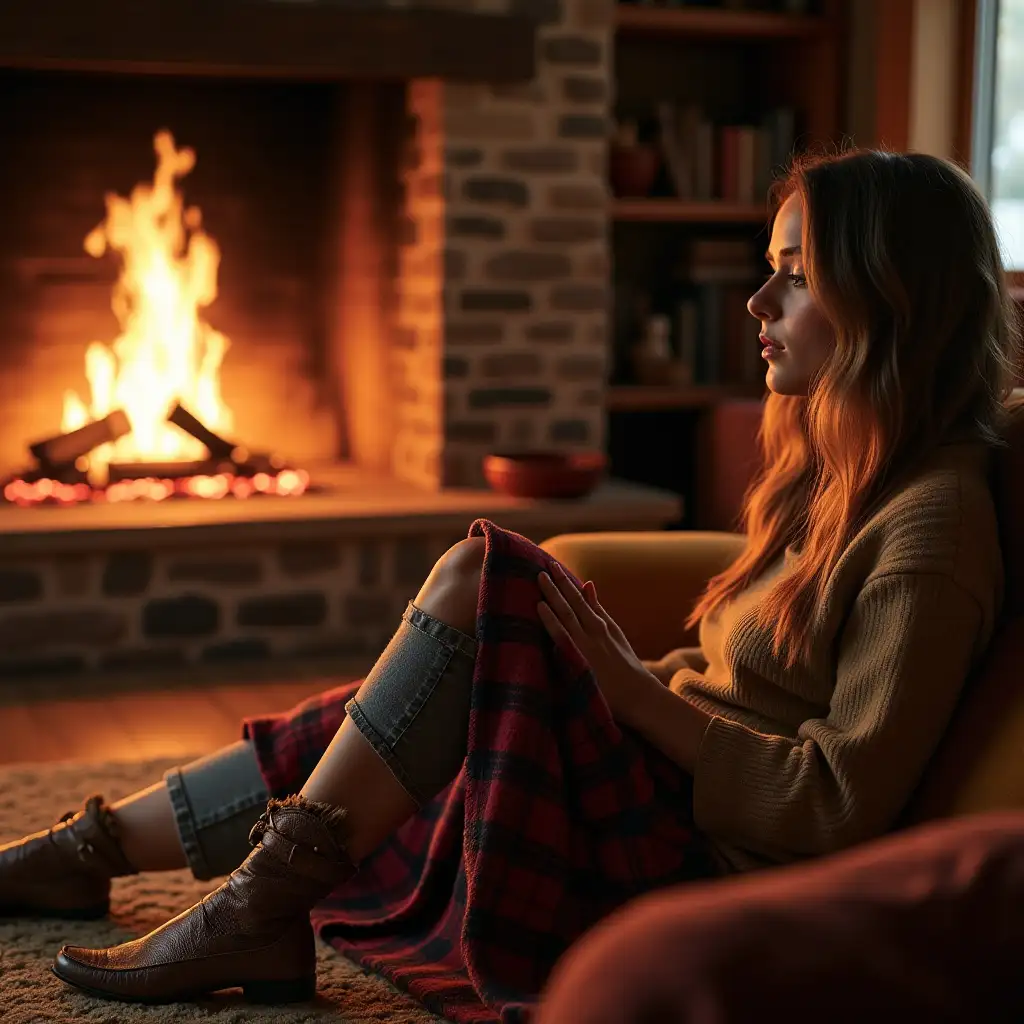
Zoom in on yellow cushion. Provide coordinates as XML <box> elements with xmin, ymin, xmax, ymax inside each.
<box><xmin>906</xmin><ymin>617</ymin><xmax>1024</xmax><ymax>821</ymax></box>
<box><xmin>540</xmin><ymin>531</ymin><xmax>745</xmax><ymax>661</ymax></box>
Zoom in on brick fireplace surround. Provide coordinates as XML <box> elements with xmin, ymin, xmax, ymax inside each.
<box><xmin>0</xmin><ymin>0</ymin><xmax>680</xmax><ymax>680</ymax></box>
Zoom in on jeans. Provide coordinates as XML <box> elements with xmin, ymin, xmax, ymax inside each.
<box><xmin>165</xmin><ymin>602</ymin><xmax>478</xmax><ymax>880</ymax></box>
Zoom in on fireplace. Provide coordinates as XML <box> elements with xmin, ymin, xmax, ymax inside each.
<box><xmin>0</xmin><ymin>0</ymin><xmax>677</xmax><ymax>680</ymax></box>
<box><xmin>0</xmin><ymin>71</ymin><xmax>396</xmax><ymax>504</ymax></box>
<box><xmin>0</xmin><ymin>0</ymin><xmax>555</xmax><ymax>499</ymax></box>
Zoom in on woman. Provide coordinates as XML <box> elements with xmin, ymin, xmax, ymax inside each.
<box><xmin>1</xmin><ymin>149</ymin><xmax>1018</xmax><ymax>1018</ymax></box>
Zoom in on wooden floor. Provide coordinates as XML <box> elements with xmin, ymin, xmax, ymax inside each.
<box><xmin>0</xmin><ymin>662</ymin><xmax>368</xmax><ymax>765</ymax></box>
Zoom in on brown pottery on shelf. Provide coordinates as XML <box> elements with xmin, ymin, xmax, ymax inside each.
<box><xmin>482</xmin><ymin>451</ymin><xmax>607</xmax><ymax>500</ymax></box>
<box><xmin>608</xmin><ymin>143</ymin><xmax>661</xmax><ymax>198</ymax></box>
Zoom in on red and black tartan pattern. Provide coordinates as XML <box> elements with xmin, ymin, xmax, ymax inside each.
<box><xmin>243</xmin><ymin>519</ymin><xmax>715</xmax><ymax>1023</ymax></box>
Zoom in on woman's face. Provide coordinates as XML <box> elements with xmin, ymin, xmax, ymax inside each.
<box><xmin>747</xmin><ymin>195</ymin><xmax>834</xmax><ymax>396</ymax></box>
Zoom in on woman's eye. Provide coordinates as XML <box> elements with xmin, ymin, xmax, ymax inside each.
<box><xmin>788</xmin><ymin>273</ymin><xmax>807</xmax><ymax>288</ymax></box>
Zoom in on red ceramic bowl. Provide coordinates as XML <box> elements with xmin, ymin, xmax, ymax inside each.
<box><xmin>482</xmin><ymin>451</ymin><xmax>607</xmax><ymax>500</ymax></box>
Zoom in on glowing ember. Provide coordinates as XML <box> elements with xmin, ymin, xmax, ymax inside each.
<box><xmin>61</xmin><ymin>130</ymin><xmax>233</xmax><ymax>482</ymax></box>
<box><xmin>3</xmin><ymin>469</ymin><xmax>310</xmax><ymax>508</ymax></box>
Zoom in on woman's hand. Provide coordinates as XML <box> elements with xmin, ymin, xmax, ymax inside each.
<box><xmin>537</xmin><ymin>562</ymin><xmax>663</xmax><ymax>728</ymax></box>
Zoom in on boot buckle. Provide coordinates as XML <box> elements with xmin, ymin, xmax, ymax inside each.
<box><xmin>248</xmin><ymin>817</ymin><xmax>268</xmax><ymax>848</ymax></box>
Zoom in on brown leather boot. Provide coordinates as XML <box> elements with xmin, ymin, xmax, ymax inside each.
<box><xmin>52</xmin><ymin>794</ymin><xmax>357</xmax><ymax>1004</ymax></box>
<box><xmin>0</xmin><ymin>794</ymin><xmax>137</xmax><ymax>919</ymax></box>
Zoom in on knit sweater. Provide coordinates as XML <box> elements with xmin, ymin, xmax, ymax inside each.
<box><xmin>667</xmin><ymin>441</ymin><xmax>1004</xmax><ymax>872</ymax></box>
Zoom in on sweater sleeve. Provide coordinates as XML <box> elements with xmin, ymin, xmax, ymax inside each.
<box><xmin>644</xmin><ymin>646</ymin><xmax>709</xmax><ymax>684</ymax></box>
<box><xmin>691</xmin><ymin>572</ymin><xmax>985</xmax><ymax>859</ymax></box>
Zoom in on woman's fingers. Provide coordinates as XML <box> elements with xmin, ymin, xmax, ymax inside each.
<box><xmin>537</xmin><ymin>600</ymin><xmax>583</xmax><ymax>658</ymax></box>
<box><xmin>583</xmin><ymin>581</ymin><xmax>626</xmax><ymax>640</ymax></box>
<box><xmin>550</xmin><ymin>563</ymin><xmax>604</xmax><ymax>627</ymax></box>
<box><xmin>537</xmin><ymin>571</ymin><xmax>586</xmax><ymax>646</ymax></box>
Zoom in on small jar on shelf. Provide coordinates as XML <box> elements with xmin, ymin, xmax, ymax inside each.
<box><xmin>608</xmin><ymin>119</ymin><xmax>662</xmax><ymax>199</ymax></box>
<box><xmin>630</xmin><ymin>314</ymin><xmax>694</xmax><ymax>386</ymax></box>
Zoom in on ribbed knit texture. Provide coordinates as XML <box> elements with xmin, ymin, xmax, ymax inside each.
<box><xmin>670</xmin><ymin>442</ymin><xmax>1004</xmax><ymax>871</ymax></box>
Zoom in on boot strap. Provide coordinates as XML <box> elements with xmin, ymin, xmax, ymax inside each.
<box><xmin>250</xmin><ymin>821</ymin><xmax>355</xmax><ymax>887</ymax></box>
<box><xmin>55</xmin><ymin>795</ymin><xmax>137</xmax><ymax>876</ymax></box>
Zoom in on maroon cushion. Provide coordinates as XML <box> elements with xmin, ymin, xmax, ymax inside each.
<box><xmin>536</xmin><ymin>812</ymin><xmax>1024</xmax><ymax>1023</ymax></box>
<box><xmin>693</xmin><ymin>400</ymin><xmax>764</xmax><ymax>531</ymax></box>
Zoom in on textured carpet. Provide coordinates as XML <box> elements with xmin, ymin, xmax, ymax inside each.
<box><xmin>0</xmin><ymin>757</ymin><xmax>444</xmax><ymax>1024</ymax></box>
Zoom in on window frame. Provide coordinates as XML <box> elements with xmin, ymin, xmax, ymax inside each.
<box><xmin>970</xmin><ymin>0</ymin><xmax>1024</xmax><ymax>294</ymax></box>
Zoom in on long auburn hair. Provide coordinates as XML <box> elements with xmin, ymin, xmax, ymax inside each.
<box><xmin>686</xmin><ymin>148</ymin><xmax>1022</xmax><ymax>669</ymax></box>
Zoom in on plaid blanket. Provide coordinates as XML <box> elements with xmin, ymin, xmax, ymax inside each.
<box><xmin>243</xmin><ymin>519</ymin><xmax>716</xmax><ymax>1023</ymax></box>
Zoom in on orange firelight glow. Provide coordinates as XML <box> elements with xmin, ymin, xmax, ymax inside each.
<box><xmin>61</xmin><ymin>130</ymin><xmax>233</xmax><ymax>481</ymax></box>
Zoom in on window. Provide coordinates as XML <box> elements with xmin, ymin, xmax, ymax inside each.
<box><xmin>974</xmin><ymin>0</ymin><xmax>1024</xmax><ymax>271</ymax></box>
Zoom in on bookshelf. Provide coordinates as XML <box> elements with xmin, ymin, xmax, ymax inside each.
<box><xmin>608</xmin><ymin>0</ymin><xmax>846</xmax><ymax>400</ymax></box>
<box><xmin>614</xmin><ymin>5</ymin><xmax>827</xmax><ymax>40</ymax></box>
<box><xmin>607</xmin><ymin>1</ymin><xmax>847</xmax><ymax>522</ymax></box>
<box><xmin>612</xmin><ymin>199</ymin><xmax>769</xmax><ymax>224</ymax></box>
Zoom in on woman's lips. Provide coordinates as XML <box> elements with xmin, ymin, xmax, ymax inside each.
<box><xmin>759</xmin><ymin>334</ymin><xmax>784</xmax><ymax>360</ymax></box>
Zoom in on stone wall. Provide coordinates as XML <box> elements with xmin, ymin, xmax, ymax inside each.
<box><xmin>0</xmin><ymin>460</ymin><xmax>683</xmax><ymax>679</ymax></box>
<box><xmin>0</xmin><ymin>532</ymin><xmax>465</xmax><ymax>678</ymax></box>
<box><xmin>394</xmin><ymin>0</ymin><xmax>613</xmax><ymax>489</ymax></box>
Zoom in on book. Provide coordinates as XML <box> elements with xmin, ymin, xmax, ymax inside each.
<box><xmin>656</xmin><ymin>102</ymin><xmax>691</xmax><ymax>200</ymax></box>
<box><xmin>694</xmin><ymin>120</ymin><xmax>715</xmax><ymax>201</ymax></box>
<box><xmin>675</xmin><ymin>298</ymin><xmax>699</xmax><ymax>384</ymax></box>
<box><xmin>763</xmin><ymin>106</ymin><xmax>797</xmax><ymax>177</ymax></box>
<box><xmin>718</xmin><ymin>126</ymin><xmax>741</xmax><ymax>202</ymax></box>
<box><xmin>736</xmin><ymin>127</ymin><xmax>757</xmax><ymax>203</ymax></box>
<box><xmin>697</xmin><ymin>283</ymin><xmax>723</xmax><ymax>384</ymax></box>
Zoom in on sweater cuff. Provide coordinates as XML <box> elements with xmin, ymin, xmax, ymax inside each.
<box><xmin>692</xmin><ymin>714</ymin><xmax>782</xmax><ymax>839</ymax></box>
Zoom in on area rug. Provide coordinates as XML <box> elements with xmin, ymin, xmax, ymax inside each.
<box><xmin>0</xmin><ymin>757</ymin><xmax>444</xmax><ymax>1024</ymax></box>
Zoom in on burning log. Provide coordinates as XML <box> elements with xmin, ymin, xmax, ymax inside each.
<box><xmin>224</xmin><ymin>450</ymin><xmax>287</xmax><ymax>477</ymax></box>
<box><xmin>106</xmin><ymin>459</ymin><xmax>219</xmax><ymax>483</ymax></box>
<box><xmin>108</xmin><ymin>453</ymin><xmax>290</xmax><ymax>484</ymax></box>
<box><xmin>28</xmin><ymin>410</ymin><xmax>131</xmax><ymax>469</ymax></box>
<box><xmin>165</xmin><ymin>403</ymin><xmax>291</xmax><ymax>477</ymax></box>
<box><xmin>166</xmin><ymin>402</ymin><xmax>236</xmax><ymax>460</ymax></box>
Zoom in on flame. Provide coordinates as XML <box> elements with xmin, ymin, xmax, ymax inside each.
<box><xmin>62</xmin><ymin>130</ymin><xmax>233</xmax><ymax>480</ymax></box>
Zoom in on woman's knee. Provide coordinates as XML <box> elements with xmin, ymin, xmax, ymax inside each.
<box><xmin>413</xmin><ymin>536</ymin><xmax>486</xmax><ymax>634</ymax></box>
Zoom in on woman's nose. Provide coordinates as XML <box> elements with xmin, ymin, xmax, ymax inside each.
<box><xmin>747</xmin><ymin>279</ymin><xmax>778</xmax><ymax>323</ymax></box>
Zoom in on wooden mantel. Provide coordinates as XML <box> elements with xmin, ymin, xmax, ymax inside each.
<box><xmin>0</xmin><ymin>0</ymin><xmax>536</xmax><ymax>83</ymax></box>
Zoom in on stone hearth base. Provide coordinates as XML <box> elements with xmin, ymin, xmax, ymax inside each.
<box><xmin>0</xmin><ymin>467</ymin><xmax>680</xmax><ymax>679</ymax></box>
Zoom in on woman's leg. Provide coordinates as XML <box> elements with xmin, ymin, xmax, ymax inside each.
<box><xmin>0</xmin><ymin>737</ymin><xmax>270</xmax><ymax>916</ymax></box>
<box><xmin>107</xmin><ymin>783</ymin><xmax>185</xmax><ymax>873</ymax></box>
<box><xmin>300</xmin><ymin>536</ymin><xmax>483</xmax><ymax>861</ymax></box>
<box><xmin>110</xmin><ymin>536</ymin><xmax>484</xmax><ymax>871</ymax></box>
<box><xmin>4</xmin><ymin>535</ymin><xmax>485</xmax><ymax>928</ymax></box>
<box><xmin>112</xmin><ymin>736</ymin><xmax>270</xmax><ymax>878</ymax></box>
<box><xmin>52</xmin><ymin>536</ymin><xmax>487</xmax><ymax>1002</ymax></box>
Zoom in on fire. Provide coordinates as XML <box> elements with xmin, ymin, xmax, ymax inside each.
<box><xmin>62</xmin><ymin>130</ymin><xmax>233</xmax><ymax>481</ymax></box>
